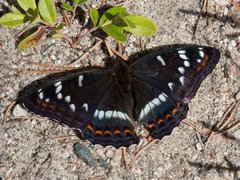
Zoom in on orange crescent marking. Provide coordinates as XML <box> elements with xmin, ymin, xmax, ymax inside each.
<box><xmin>158</xmin><ymin>119</ymin><xmax>164</xmax><ymax>125</ymax></box>
<box><xmin>114</xmin><ymin>130</ymin><xmax>122</xmax><ymax>136</ymax></box>
<box><xmin>171</xmin><ymin>107</ymin><xmax>178</xmax><ymax>115</ymax></box>
<box><xmin>124</xmin><ymin>129</ymin><xmax>133</xmax><ymax>136</ymax></box>
<box><xmin>104</xmin><ymin>130</ymin><xmax>111</xmax><ymax>136</ymax></box>
<box><xmin>87</xmin><ymin>124</ymin><xmax>94</xmax><ymax>133</ymax></box>
<box><xmin>95</xmin><ymin>130</ymin><xmax>103</xmax><ymax>136</ymax></box>
<box><xmin>165</xmin><ymin>113</ymin><xmax>172</xmax><ymax>120</ymax></box>
<box><xmin>147</xmin><ymin>123</ymin><xmax>156</xmax><ymax>129</ymax></box>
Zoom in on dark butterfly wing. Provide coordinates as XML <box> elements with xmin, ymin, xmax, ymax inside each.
<box><xmin>22</xmin><ymin>67</ymin><xmax>139</xmax><ymax>148</ymax></box>
<box><xmin>130</xmin><ymin>46</ymin><xmax>220</xmax><ymax>139</ymax></box>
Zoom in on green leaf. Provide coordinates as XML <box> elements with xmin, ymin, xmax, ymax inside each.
<box><xmin>112</xmin><ymin>13</ymin><xmax>129</xmax><ymax>27</ymax></box>
<box><xmin>0</xmin><ymin>13</ymin><xmax>27</xmax><ymax>27</ymax></box>
<box><xmin>18</xmin><ymin>28</ymin><xmax>46</xmax><ymax>49</ymax></box>
<box><xmin>38</xmin><ymin>0</ymin><xmax>56</xmax><ymax>25</ymax></box>
<box><xmin>90</xmin><ymin>8</ymin><xmax>99</xmax><ymax>27</ymax></box>
<box><xmin>54</xmin><ymin>23</ymin><xmax>64</xmax><ymax>30</ymax></box>
<box><xmin>61</xmin><ymin>3</ymin><xmax>74</xmax><ymax>12</ymax></box>
<box><xmin>124</xmin><ymin>15</ymin><xmax>157</xmax><ymax>36</ymax></box>
<box><xmin>52</xmin><ymin>33</ymin><xmax>62</xmax><ymax>39</ymax></box>
<box><xmin>73</xmin><ymin>0</ymin><xmax>89</xmax><ymax>4</ymax></box>
<box><xmin>99</xmin><ymin>6</ymin><xmax>127</xmax><ymax>26</ymax></box>
<box><xmin>102</xmin><ymin>24</ymin><xmax>127</xmax><ymax>43</ymax></box>
<box><xmin>17</xmin><ymin>0</ymin><xmax>37</xmax><ymax>12</ymax></box>
<box><xmin>11</xmin><ymin>5</ymin><xmax>21</xmax><ymax>13</ymax></box>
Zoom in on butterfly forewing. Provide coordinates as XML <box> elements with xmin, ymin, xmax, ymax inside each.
<box><xmin>130</xmin><ymin>46</ymin><xmax>220</xmax><ymax>139</ymax></box>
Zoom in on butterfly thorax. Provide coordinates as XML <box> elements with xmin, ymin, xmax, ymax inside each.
<box><xmin>112</xmin><ymin>60</ymin><xmax>134</xmax><ymax>116</ymax></box>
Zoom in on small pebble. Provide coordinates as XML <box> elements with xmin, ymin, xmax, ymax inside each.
<box><xmin>234</xmin><ymin>91</ymin><xmax>240</xmax><ymax>101</ymax></box>
<box><xmin>74</xmin><ymin>143</ymin><xmax>97</xmax><ymax>167</ymax></box>
<box><xmin>12</xmin><ymin>104</ymin><xmax>28</xmax><ymax>117</ymax></box>
<box><xmin>196</xmin><ymin>142</ymin><xmax>203</xmax><ymax>151</ymax></box>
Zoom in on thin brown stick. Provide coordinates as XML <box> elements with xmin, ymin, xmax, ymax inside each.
<box><xmin>226</xmin><ymin>121</ymin><xmax>240</xmax><ymax>133</ymax></box>
<box><xmin>207</xmin><ymin>101</ymin><xmax>240</xmax><ymax>142</ymax></box>
<box><xmin>121</xmin><ymin>147</ymin><xmax>128</xmax><ymax>168</ymax></box>
<box><xmin>27</xmin><ymin>69</ymin><xmax>71</xmax><ymax>74</ymax></box>
<box><xmin>182</xmin><ymin>119</ymin><xmax>205</xmax><ymax>135</ymax></box>
<box><xmin>111</xmin><ymin>48</ymin><xmax>128</xmax><ymax>61</ymax></box>
<box><xmin>28</xmin><ymin>62</ymin><xmax>76</xmax><ymax>70</ymax></box>
<box><xmin>129</xmin><ymin>139</ymin><xmax>157</xmax><ymax>166</ymax></box>
<box><xmin>3</xmin><ymin>101</ymin><xmax>16</xmax><ymax>127</ymax></box>
<box><xmin>51</xmin><ymin>135</ymin><xmax>77</xmax><ymax>141</ymax></box>
<box><xmin>104</xmin><ymin>39</ymin><xmax>115</xmax><ymax>58</ymax></box>
<box><xmin>218</xmin><ymin>101</ymin><xmax>240</xmax><ymax>131</ymax></box>
<box><xmin>114</xmin><ymin>0</ymin><xmax>133</xmax><ymax>6</ymax></box>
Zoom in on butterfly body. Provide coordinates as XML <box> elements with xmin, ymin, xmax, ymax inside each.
<box><xmin>21</xmin><ymin>45</ymin><xmax>220</xmax><ymax>148</ymax></box>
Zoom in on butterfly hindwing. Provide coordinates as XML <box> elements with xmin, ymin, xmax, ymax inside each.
<box><xmin>130</xmin><ymin>46</ymin><xmax>220</xmax><ymax>139</ymax></box>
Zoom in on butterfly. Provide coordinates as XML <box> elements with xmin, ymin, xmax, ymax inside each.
<box><xmin>20</xmin><ymin>45</ymin><xmax>220</xmax><ymax>148</ymax></box>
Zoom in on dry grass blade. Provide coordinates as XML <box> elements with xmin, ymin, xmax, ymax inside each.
<box><xmin>3</xmin><ymin>101</ymin><xmax>16</xmax><ymax>127</ymax></box>
<box><xmin>218</xmin><ymin>100</ymin><xmax>240</xmax><ymax>131</ymax></box>
<box><xmin>207</xmin><ymin>100</ymin><xmax>240</xmax><ymax>142</ymax></box>
<box><xmin>182</xmin><ymin>119</ymin><xmax>206</xmax><ymax>135</ymax></box>
<box><xmin>128</xmin><ymin>139</ymin><xmax>157</xmax><ymax>167</ymax></box>
<box><xmin>104</xmin><ymin>39</ymin><xmax>115</xmax><ymax>58</ymax></box>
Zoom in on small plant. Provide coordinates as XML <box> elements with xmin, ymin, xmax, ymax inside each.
<box><xmin>0</xmin><ymin>0</ymin><xmax>157</xmax><ymax>49</ymax></box>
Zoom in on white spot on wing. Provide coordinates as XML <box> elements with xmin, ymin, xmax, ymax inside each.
<box><xmin>94</xmin><ymin>109</ymin><xmax>99</xmax><ymax>118</ymax></box>
<box><xmin>82</xmin><ymin>103</ymin><xmax>88</xmax><ymax>112</ymax></box>
<box><xmin>179</xmin><ymin>54</ymin><xmax>188</xmax><ymax>60</ymax></box>
<box><xmin>179</xmin><ymin>76</ymin><xmax>185</xmax><ymax>85</ymax></box>
<box><xmin>198</xmin><ymin>47</ymin><xmax>203</xmax><ymax>50</ymax></box>
<box><xmin>113</xmin><ymin>111</ymin><xmax>118</xmax><ymax>118</ymax></box>
<box><xmin>159</xmin><ymin>94</ymin><xmax>167</xmax><ymax>102</ymax></box>
<box><xmin>144</xmin><ymin>104</ymin><xmax>151</xmax><ymax>115</ymax></box>
<box><xmin>197</xmin><ymin>59</ymin><xmax>201</xmax><ymax>63</ymax></box>
<box><xmin>105</xmin><ymin>110</ymin><xmax>113</xmax><ymax>119</ymax></box>
<box><xmin>98</xmin><ymin>110</ymin><xmax>104</xmax><ymax>120</ymax></box>
<box><xmin>55</xmin><ymin>85</ymin><xmax>62</xmax><ymax>94</ymax></box>
<box><xmin>54</xmin><ymin>81</ymin><xmax>61</xmax><ymax>87</ymax></box>
<box><xmin>38</xmin><ymin>92</ymin><xmax>44</xmax><ymax>99</ymax></box>
<box><xmin>178</xmin><ymin>50</ymin><xmax>186</xmax><ymax>54</ymax></box>
<box><xmin>64</xmin><ymin>95</ymin><xmax>71</xmax><ymax>103</ymax></box>
<box><xmin>148</xmin><ymin>102</ymin><xmax>155</xmax><ymax>110</ymax></box>
<box><xmin>139</xmin><ymin>109</ymin><xmax>146</xmax><ymax>120</ymax></box>
<box><xmin>38</xmin><ymin>89</ymin><xmax>42</xmax><ymax>93</ymax></box>
<box><xmin>117</xmin><ymin>111</ymin><xmax>126</xmax><ymax>120</ymax></box>
<box><xmin>45</xmin><ymin>98</ymin><xmax>50</xmax><ymax>102</ymax></box>
<box><xmin>57</xmin><ymin>93</ymin><xmax>62</xmax><ymax>99</ymax></box>
<box><xmin>184</xmin><ymin>60</ymin><xmax>190</xmax><ymax>67</ymax></box>
<box><xmin>178</xmin><ymin>67</ymin><xmax>185</xmax><ymax>74</ymax></box>
<box><xmin>69</xmin><ymin>104</ymin><xmax>76</xmax><ymax>112</ymax></box>
<box><xmin>168</xmin><ymin>82</ymin><xmax>174</xmax><ymax>91</ymax></box>
<box><xmin>152</xmin><ymin>98</ymin><xmax>161</xmax><ymax>106</ymax></box>
<box><xmin>78</xmin><ymin>75</ymin><xmax>84</xmax><ymax>87</ymax></box>
<box><xmin>157</xmin><ymin>55</ymin><xmax>166</xmax><ymax>66</ymax></box>
<box><xmin>199</xmin><ymin>50</ymin><xmax>204</xmax><ymax>58</ymax></box>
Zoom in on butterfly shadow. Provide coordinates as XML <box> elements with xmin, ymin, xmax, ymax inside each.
<box><xmin>201</xmin><ymin>121</ymin><xmax>240</xmax><ymax>145</ymax></box>
<box><xmin>188</xmin><ymin>156</ymin><xmax>240</xmax><ymax>178</ymax></box>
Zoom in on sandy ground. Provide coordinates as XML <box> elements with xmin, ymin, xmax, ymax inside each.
<box><xmin>0</xmin><ymin>0</ymin><xmax>240</xmax><ymax>179</ymax></box>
